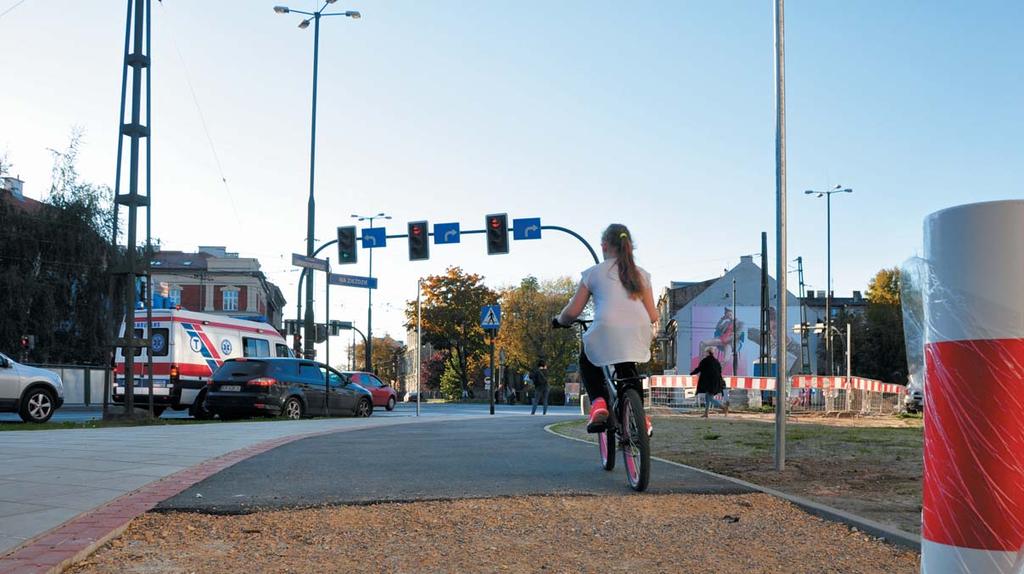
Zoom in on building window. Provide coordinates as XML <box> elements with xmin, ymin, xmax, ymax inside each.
<box><xmin>223</xmin><ymin>289</ymin><xmax>239</xmax><ymax>311</ymax></box>
<box><xmin>169</xmin><ymin>287</ymin><xmax>181</xmax><ymax>306</ymax></box>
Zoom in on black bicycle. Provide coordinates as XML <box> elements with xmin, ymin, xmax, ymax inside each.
<box><xmin>556</xmin><ymin>318</ymin><xmax>651</xmax><ymax>492</ymax></box>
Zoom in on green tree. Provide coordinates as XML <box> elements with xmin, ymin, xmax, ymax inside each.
<box><xmin>404</xmin><ymin>267</ymin><xmax>496</xmax><ymax>395</ymax></box>
<box><xmin>0</xmin><ymin>133</ymin><xmax>116</xmax><ymax>364</ymax></box>
<box><xmin>439</xmin><ymin>354</ymin><xmax>463</xmax><ymax>401</ymax></box>
<box><xmin>495</xmin><ymin>276</ymin><xmax>578</xmax><ymax>386</ymax></box>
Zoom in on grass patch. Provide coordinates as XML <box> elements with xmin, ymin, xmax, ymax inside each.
<box><xmin>702</xmin><ymin>432</ymin><xmax>721</xmax><ymax>440</ymax></box>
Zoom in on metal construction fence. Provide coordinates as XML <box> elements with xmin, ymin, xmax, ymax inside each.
<box><xmin>27</xmin><ymin>364</ymin><xmax>111</xmax><ymax>406</ymax></box>
<box><xmin>644</xmin><ymin>375</ymin><xmax>907</xmax><ymax>415</ymax></box>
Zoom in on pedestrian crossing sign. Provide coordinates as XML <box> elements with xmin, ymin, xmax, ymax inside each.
<box><xmin>480</xmin><ymin>305</ymin><xmax>501</xmax><ymax>330</ymax></box>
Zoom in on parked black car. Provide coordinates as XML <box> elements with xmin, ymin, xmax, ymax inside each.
<box><xmin>206</xmin><ymin>358</ymin><xmax>373</xmax><ymax>420</ymax></box>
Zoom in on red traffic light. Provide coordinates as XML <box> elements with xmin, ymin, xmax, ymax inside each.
<box><xmin>408</xmin><ymin>220</ymin><xmax>430</xmax><ymax>261</ymax></box>
<box><xmin>490</xmin><ymin>218</ymin><xmax>500</xmax><ymax>229</ymax></box>
<box><xmin>20</xmin><ymin>336</ymin><xmax>29</xmax><ymax>349</ymax></box>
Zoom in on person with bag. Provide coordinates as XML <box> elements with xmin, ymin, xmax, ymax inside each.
<box><xmin>691</xmin><ymin>348</ymin><xmax>725</xmax><ymax>418</ymax></box>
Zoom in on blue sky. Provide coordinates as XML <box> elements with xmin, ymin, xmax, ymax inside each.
<box><xmin>2</xmin><ymin>1</ymin><xmax>1022</xmax><ymax>353</ymax></box>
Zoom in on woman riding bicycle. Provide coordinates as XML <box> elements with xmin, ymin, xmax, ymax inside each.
<box><xmin>553</xmin><ymin>224</ymin><xmax>658</xmax><ymax>432</ymax></box>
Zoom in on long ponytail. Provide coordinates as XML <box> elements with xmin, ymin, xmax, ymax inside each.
<box><xmin>602</xmin><ymin>224</ymin><xmax>644</xmax><ymax>299</ymax></box>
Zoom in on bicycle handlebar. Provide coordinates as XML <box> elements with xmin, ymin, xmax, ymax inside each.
<box><xmin>551</xmin><ymin>317</ymin><xmax>591</xmax><ymax>330</ymax></box>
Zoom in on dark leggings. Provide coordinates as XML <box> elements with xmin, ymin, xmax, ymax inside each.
<box><xmin>579</xmin><ymin>345</ymin><xmax>639</xmax><ymax>404</ymax></box>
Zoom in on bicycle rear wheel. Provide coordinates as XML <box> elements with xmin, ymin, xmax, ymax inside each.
<box><xmin>598</xmin><ymin>424</ymin><xmax>616</xmax><ymax>471</ymax></box>
<box><xmin>620</xmin><ymin>388</ymin><xmax>650</xmax><ymax>491</ymax></box>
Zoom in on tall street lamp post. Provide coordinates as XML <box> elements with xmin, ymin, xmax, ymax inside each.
<box><xmin>274</xmin><ymin>2</ymin><xmax>360</xmax><ymax>359</ymax></box>
<box><xmin>352</xmin><ymin>212</ymin><xmax>390</xmax><ymax>372</ymax></box>
<box><xmin>805</xmin><ymin>185</ymin><xmax>853</xmax><ymax>376</ymax></box>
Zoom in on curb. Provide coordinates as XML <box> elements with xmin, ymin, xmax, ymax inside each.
<box><xmin>0</xmin><ymin>423</ymin><xmax>395</xmax><ymax>574</ymax></box>
<box><xmin>544</xmin><ymin>422</ymin><xmax>921</xmax><ymax>552</ymax></box>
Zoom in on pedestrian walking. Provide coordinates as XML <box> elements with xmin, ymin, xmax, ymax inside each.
<box><xmin>530</xmin><ymin>359</ymin><xmax>550</xmax><ymax>415</ymax></box>
<box><xmin>691</xmin><ymin>348</ymin><xmax>725</xmax><ymax>418</ymax></box>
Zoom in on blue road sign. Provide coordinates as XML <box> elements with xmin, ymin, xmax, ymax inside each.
<box><xmin>292</xmin><ymin>253</ymin><xmax>329</xmax><ymax>272</ymax></box>
<box><xmin>484</xmin><ymin>367</ymin><xmax>492</xmax><ymax>377</ymax></box>
<box><xmin>328</xmin><ymin>273</ymin><xmax>379</xmax><ymax>290</ymax></box>
<box><xmin>512</xmin><ymin>217</ymin><xmax>542</xmax><ymax>240</ymax></box>
<box><xmin>361</xmin><ymin>227</ymin><xmax>387</xmax><ymax>249</ymax></box>
<box><xmin>434</xmin><ymin>222</ymin><xmax>460</xmax><ymax>245</ymax></box>
<box><xmin>480</xmin><ymin>305</ymin><xmax>501</xmax><ymax>330</ymax></box>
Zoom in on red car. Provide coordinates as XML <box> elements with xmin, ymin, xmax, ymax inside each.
<box><xmin>345</xmin><ymin>371</ymin><xmax>398</xmax><ymax>411</ymax></box>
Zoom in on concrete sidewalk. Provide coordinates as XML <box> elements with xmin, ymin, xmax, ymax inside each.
<box><xmin>0</xmin><ymin>405</ymin><xmax>566</xmax><ymax>556</ymax></box>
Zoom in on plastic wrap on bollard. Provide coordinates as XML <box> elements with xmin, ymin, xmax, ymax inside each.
<box><xmin>911</xmin><ymin>200</ymin><xmax>1024</xmax><ymax>574</ymax></box>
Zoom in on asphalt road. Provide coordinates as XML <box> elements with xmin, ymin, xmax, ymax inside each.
<box><xmin>158</xmin><ymin>414</ymin><xmax>752</xmax><ymax>513</ymax></box>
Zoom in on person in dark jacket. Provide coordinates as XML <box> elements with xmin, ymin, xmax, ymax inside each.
<box><xmin>691</xmin><ymin>349</ymin><xmax>724</xmax><ymax>418</ymax></box>
<box><xmin>530</xmin><ymin>360</ymin><xmax>550</xmax><ymax>415</ymax></box>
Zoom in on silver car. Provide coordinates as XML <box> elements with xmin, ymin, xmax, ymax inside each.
<box><xmin>0</xmin><ymin>352</ymin><xmax>65</xmax><ymax>423</ymax></box>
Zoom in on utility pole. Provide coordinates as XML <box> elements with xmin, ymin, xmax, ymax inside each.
<box><xmin>796</xmin><ymin>256</ymin><xmax>811</xmax><ymax>374</ymax></box>
<box><xmin>109</xmin><ymin>0</ymin><xmax>153</xmax><ymax>419</ymax></box>
<box><xmin>416</xmin><ymin>278</ymin><xmax>422</xmax><ymax>417</ymax></box>
<box><xmin>732</xmin><ymin>278</ymin><xmax>738</xmax><ymax>376</ymax></box>
<box><xmin>773</xmin><ymin>0</ymin><xmax>789</xmax><ymax>472</ymax></box>
<box><xmin>488</xmin><ymin>331</ymin><xmax>496</xmax><ymax>415</ymax></box>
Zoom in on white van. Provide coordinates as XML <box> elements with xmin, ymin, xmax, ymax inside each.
<box><xmin>113</xmin><ymin>309</ymin><xmax>291</xmax><ymax>417</ymax></box>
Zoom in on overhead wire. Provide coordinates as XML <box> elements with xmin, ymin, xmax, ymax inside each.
<box><xmin>0</xmin><ymin>0</ymin><xmax>28</xmax><ymax>21</ymax></box>
<box><xmin>156</xmin><ymin>0</ymin><xmax>243</xmax><ymax>228</ymax></box>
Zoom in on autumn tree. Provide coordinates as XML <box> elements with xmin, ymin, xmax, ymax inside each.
<box><xmin>495</xmin><ymin>276</ymin><xmax>578</xmax><ymax>386</ymax></box>
<box><xmin>350</xmin><ymin>335</ymin><xmax>406</xmax><ymax>380</ymax></box>
<box><xmin>822</xmin><ymin>268</ymin><xmax>907</xmax><ymax>383</ymax></box>
<box><xmin>404</xmin><ymin>267</ymin><xmax>496</xmax><ymax>395</ymax></box>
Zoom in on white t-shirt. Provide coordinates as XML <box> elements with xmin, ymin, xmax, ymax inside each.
<box><xmin>581</xmin><ymin>258</ymin><xmax>652</xmax><ymax>367</ymax></box>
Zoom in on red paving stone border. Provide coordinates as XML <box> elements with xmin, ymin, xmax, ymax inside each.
<box><xmin>0</xmin><ymin>426</ymin><xmax>353</xmax><ymax>574</ymax></box>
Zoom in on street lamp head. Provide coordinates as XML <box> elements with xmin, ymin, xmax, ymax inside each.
<box><xmin>326</xmin><ymin>0</ymin><xmax>338</xmax><ymax>3</ymax></box>
<box><xmin>298</xmin><ymin>18</ymin><xmax>311</xmax><ymax>29</ymax></box>
<box><xmin>842</xmin><ymin>188</ymin><xmax>854</xmax><ymax>193</ymax></box>
<box><xmin>345</xmin><ymin>11</ymin><xmax>361</xmax><ymax>19</ymax></box>
<box><xmin>804</xmin><ymin>190</ymin><xmax>815</xmax><ymax>195</ymax></box>
<box><xmin>273</xmin><ymin>5</ymin><xmax>290</xmax><ymax>14</ymax></box>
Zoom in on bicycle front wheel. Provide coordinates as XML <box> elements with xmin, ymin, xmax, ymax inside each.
<box><xmin>621</xmin><ymin>388</ymin><xmax>650</xmax><ymax>491</ymax></box>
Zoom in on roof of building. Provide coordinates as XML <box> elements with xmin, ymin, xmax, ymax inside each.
<box><xmin>151</xmin><ymin>250</ymin><xmax>211</xmax><ymax>270</ymax></box>
<box><xmin>0</xmin><ymin>188</ymin><xmax>48</xmax><ymax>215</ymax></box>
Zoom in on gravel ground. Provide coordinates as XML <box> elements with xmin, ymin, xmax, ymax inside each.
<box><xmin>69</xmin><ymin>493</ymin><xmax>918</xmax><ymax>574</ymax></box>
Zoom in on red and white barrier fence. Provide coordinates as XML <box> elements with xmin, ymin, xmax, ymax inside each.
<box><xmin>646</xmin><ymin>374</ymin><xmax>906</xmax><ymax>394</ymax></box>
<box><xmin>645</xmin><ymin>374</ymin><xmax>906</xmax><ymax>414</ymax></box>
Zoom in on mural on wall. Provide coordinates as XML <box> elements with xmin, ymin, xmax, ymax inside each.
<box><xmin>690</xmin><ymin>305</ymin><xmax>801</xmax><ymax>376</ymax></box>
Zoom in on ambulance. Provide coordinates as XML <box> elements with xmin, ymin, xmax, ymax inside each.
<box><xmin>113</xmin><ymin>309</ymin><xmax>292</xmax><ymax>417</ymax></box>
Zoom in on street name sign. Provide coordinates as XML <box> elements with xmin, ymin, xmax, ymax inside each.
<box><xmin>328</xmin><ymin>273</ymin><xmax>378</xmax><ymax>290</ymax></box>
<box><xmin>292</xmin><ymin>253</ymin><xmax>329</xmax><ymax>272</ymax></box>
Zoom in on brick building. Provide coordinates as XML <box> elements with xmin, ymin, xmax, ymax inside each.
<box><xmin>150</xmin><ymin>246</ymin><xmax>287</xmax><ymax>329</ymax></box>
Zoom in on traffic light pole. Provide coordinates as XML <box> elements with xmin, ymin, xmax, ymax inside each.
<box><xmin>489</xmin><ymin>330</ymin><xmax>495</xmax><ymax>415</ymax></box>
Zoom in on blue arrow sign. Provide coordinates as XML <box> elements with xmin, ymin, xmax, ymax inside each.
<box><xmin>480</xmin><ymin>305</ymin><xmax>501</xmax><ymax>330</ymax></box>
<box><xmin>361</xmin><ymin>227</ymin><xmax>387</xmax><ymax>249</ymax></box>
<box><xmin>434</xmin><ymin>222</ymin><xmax>460</xmax><ymax>245</ymax></box>
<box><xmin>328</xmin><ymin>273</ymin><xmax>379</xmax><ymax>290</ymax></box>
<box><xmin>512</xmin><ymin>217</ymin><xmax>542</xmax><ymax>240</ymax></box>
<box><xmin>292</xmin><ymin>253</ymin><xmax>329</xmax><ymax>272</ymax></box>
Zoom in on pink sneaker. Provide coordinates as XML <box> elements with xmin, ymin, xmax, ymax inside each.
<box><xmin>587</xmin><ymin>397</ymin><xmax>609</xmax><ymax>433</ymax></box>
